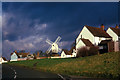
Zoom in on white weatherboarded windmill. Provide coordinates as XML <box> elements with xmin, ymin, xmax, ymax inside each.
<box><xmin>46</xmin><ymin>36</ymin><xmax>62</xmax><ymax>54</ymax></box>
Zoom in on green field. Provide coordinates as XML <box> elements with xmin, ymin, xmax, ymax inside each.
<box><xmin>8</xmin><ymin>52</ymin><xmax>120</xmax><ymax>78</ymax></box>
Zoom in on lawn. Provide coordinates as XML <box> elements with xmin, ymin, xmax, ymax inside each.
<box><xmin>8</xmin><ymin>51</ymin><xmax>120</xmax><ymax>78</ymax></box>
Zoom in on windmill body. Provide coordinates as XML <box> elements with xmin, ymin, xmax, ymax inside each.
<box><xmin>46</xmin><ymin>36</ymin><xmax>62</xmax><ymax>54</ymax></box>
<box><xmin>52</xmin><ymin>43</ymin><xmax>58</xmax><ymax>53</ymax></box>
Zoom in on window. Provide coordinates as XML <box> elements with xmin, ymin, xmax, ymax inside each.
<box><xmin>119</xmin><ymin>37</ymin><xmax>120</xmax><ymax>41</ymax></box>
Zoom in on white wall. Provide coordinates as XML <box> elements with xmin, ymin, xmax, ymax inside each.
<box><xmin>0</xmin><ymin>58</ymin><xmax>7</xmax><ymax>64</ymax></box>
<box><xmin>72</xmin><ymin>49</ymin><xmax>77</xmax><ymax>57</ymax></box>
<box><xmin>66</xmin><ymin>55</ymin><xmax>72</xmax><ymax>57</ymax></box>
<box><xmin>106</xmin><ymin>28</ymin><xmax>118</xmax><ymax>41</ymax></box>
<box><xmin>76</xmin><ymin>26</ymin><xmax>95</xmax><ymax>45</ymax></box>
<box><xmin>72</xmin><ymin>52</ymin><xmax>76</xmax><ymax>57</ymax></box>
<box><xmin>2</xmin><ymin>58</ymin><xmax>7</xmax><ymax>63</ymax></box>
<box><xmin>94</xmin><ymin>37</ymin><xmax>111</xmax><ymax>45</ymax></box>
<box><xmin>10</xmin><ymin>52</ymin><xmax>18</xmax><ymax>61</ymax></box>
<box><xmin>61</xmin><ymin>51</ymin><xmax>72</xmax><ymax>58</ymax></box>
<box><xmin>94</xmin><ymin>37</ymin><xmax>99</xmax><ymax>45</ymax></box>
<box><xmin>52</xmin><ymin>43</ymin><xmax>58</xmax><ymax>53</ymax></box>
<box><xmin>76</xmin><ymin>39</ymin><xmax>85</xmax><ymax>52</ymax></box>
<box><xmin>61</xmin><ymin>51</ymin><xmax>66</xmax><ymax>58</ymax></box>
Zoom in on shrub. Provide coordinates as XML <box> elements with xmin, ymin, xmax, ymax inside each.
<box><xmin>77</xmin><ymin>46</ymin><xmax>99</xmax><ymax>57</ymax></box>
<box><xmin>76</xmin><ymin>47</ymin><xmax>89</xmax><ymax>57</ymax></box>
<box><xmin>88</xmin><ymin>46</ymin><xmax>99</xmax><ymax>56</ymax></box>
<box><xmin>33</xmin><ymin>53</ymin><xmax>37</xmax><ymax>59</ymax></box>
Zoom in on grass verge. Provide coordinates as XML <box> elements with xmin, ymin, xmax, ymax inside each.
<box><xmin>7</xmin><ymin>52</ymin><xmax>120</xmax><ymax>79</ymax></box>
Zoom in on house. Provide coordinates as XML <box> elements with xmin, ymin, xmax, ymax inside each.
<box><xmin>61</xmin><ymin>45</ymin><xmax>77</xmax><ymax>58</ymax></box>
<box><xmin>0</xmin><ymin>57</ymin><xmax>7</xmax><ymax>64</ymax></box>
<box><xmin>61</xmin><ymin>49</ymin><xmax>72</xmax><ymax>58</ymax></box>
<box><xmin>106</xmin><ymin>25</ymin><xmax>120</xmax><ymax>41</ymax></box>
<box><xmin>27</xmin><ymin>54</ymin><xmax>34</xmax><ymax>60</ymax></box>
<box><xmin>68</xmin><ymin>46</ymin><xmax>77</xmax><ymax>57</ymax></box>
<box><xmin>76</xmin><ymin>24</ymin><xmax>112</xmax><ymax>54</ymax></box>
<box><xmin>76</xmin><ymin>25</ymin><xmax>112</xmax><ymax>46</ymax></box>
<box><xmin>10</xmin><ymin>51</ymin><xmax>18</xmax><ymax>61</ymax></box>
<box><xmin>98</xmin><ymin>40</ymin><xmax>112</xmax><ymax>53</ymax></box>
<box><xmin>10</xmin><ymin>51</ymin><xmax>29</xmax><ymax>61</ymax></box>
<box><xmin>76</xmin><ymin>39</ymin><xmax>94</xmax><ymax>52</ymax></box>
<box><xmin>106</xmin><ymin>25</ymin><xmax>120</xmax><ymax>51</ymax></box>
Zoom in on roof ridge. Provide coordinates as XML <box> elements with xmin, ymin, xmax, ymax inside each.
<box><xmin>85</xmin><ymin>25</ymin><xmax>111</xmax><ymax>38</ymax></box>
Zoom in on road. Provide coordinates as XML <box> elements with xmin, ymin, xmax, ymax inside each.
<box><xmin>2</xmin><ymin>64</ymin><xmax>112</xmax><ymax>80</ymax></box>
<box><xmin>2</xmin><ymin>64</ymin><xmax>66</xmax><ymax>80</ymax></box>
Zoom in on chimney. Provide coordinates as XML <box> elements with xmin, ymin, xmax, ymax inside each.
<box><xmin>115</xmin><ymin>24</ymin><xmax>119</xmax><ymax>29</ymax></box>
<box><xmin>101</xmin><ymin>24</ymin><xmax>104</xmax><ymax>30</ymax></box>
<box><xmin>14</xmin><ymin>50</ymin><xmax>17</xmax><ymax>53</ymax></box>
<box><xmin>37</xmin><ymin>52</ymin><xmax>39</xmax><ymax>57</ymax></box>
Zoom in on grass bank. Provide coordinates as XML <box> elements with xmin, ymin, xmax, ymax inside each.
<box><xmin>8</xmin><ymin>52</ymin><xmax>120</xmax><ymax>78</ymax></box>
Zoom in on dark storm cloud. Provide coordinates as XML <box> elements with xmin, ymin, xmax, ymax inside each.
<box><xmin>2</xmin><ymin>2</ymin><xmax>118</xmax><ymax>59</ymax></box>
<box><xmin>0</xmin><ymin>2</ymin><xmax>1</xmax><ymax>56</ymax></box>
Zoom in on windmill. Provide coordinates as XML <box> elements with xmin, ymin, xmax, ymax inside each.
<box><xmin>46</xmin><ymin>36</ymin><xmax>62</xmax><ymax>54</ymax></box>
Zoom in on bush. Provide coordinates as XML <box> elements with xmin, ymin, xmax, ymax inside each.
<box><xmin>77</xmin><ymin>46</ymin><xmax>99</xmax><ymax>57</ymax></box>
<box><xmin>33</xmin><ymin>53</ymin><xmax>37</xmax><ymax>59</ymax></box>
<box><xmin>77</xmin><ymin>47</ymin><xmax>89</xmax><ymax>57</ymax></box>
<box><xmin>89</xmin><ymin>46</ymin><xmax>99</xmax><ymax>56</ymax></box>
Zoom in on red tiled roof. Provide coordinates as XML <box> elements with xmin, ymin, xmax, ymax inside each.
<box><xmin>62</xmin><ymin>49</ymin><xmax>72</xmax><ymax>55</ymax></box>
<box><xmin>110</xmin><ymin>27</ymin><xmax>120</xmax><ymax>36</ymax></box>
<box><xmin>11</xmin><ymin>52</ymin><xmax>29</xmax><ymax>57</ymax></box>
<box><xmin>85</xmin><ymin>25</ymin><xmax>111</xmax><ymax>38</ymax></box>
<box><xmin>10</xmin><ymin>52</ymin><xmax>17</xmax><ymax>55</ymax></box>
<box><xmin>2</xmin><ymin>57</ymin><xmax>7</xmax><ymax>61</ymax></box>
<box><xmin>69</xmin><ymin>46</ymin><xmax>75</xmax><ymax>53</ymax></box>
<box><xmin>17</xmin><ymin>53</ymin><xmax>29</xmax><ymax>57</ymax></box>
<box><xmin>81</xmin><ymin>39</ymin><xmax>94</xmax><ymax>46</ymax></box>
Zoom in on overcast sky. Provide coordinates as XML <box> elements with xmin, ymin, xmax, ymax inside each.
<box><xmin>2</xmin><ymin>2</ymin><xmax>118</xmax><ymax>59</ymax></box>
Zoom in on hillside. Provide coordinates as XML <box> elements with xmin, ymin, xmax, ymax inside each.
<box><xmin>8</xmin><ymin>52</ymin><xmax>120</xmax><ymax>78</ymax></box>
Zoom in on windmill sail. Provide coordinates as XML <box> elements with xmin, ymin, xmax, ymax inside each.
<box><xmin>46</xmin><ymin>46</ymin><xmax>52</xmax><ymax>54</ymax></box>
<box><xmin>58</xmin><ymin>48</ymin><xmax>62</xmax><ymax>52</ymax></box>
<box><xmin>55</xmin><ymin>36</ymin><xmax>61</xmax><ymax>44</ymax></box>
<box><xmin>46</xmin><ymin>39</ymin><xmax>53</xmax><ymax>45</ymax></box>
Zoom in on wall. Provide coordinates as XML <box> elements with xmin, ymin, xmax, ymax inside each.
<box><xmin>10</xmin><ymin>52</ymin><xmax>18</xmax><ymax>61</ymax></box>
<box><xmin>72</xmin><ymin>52</ymin><xmax>76</xmax><ymax>57</ymax></box>
<box><xmin>17</xmin><ymin>58</ymin><xmax>27</xmax><ymax>61</ymax></box>
<box><xmin>52</xmin><ymin>43</ymin><xmax>58</xmax><ymax>53</ymax></box>
<box><xmin>66</xmin><ymin>55</ymin><xmax>72</xmax><ymax>57</ymax></box>
<box><xmin>76</xmin><ymin>26</ymin><xmax>94</xmax><ymax>45</ymax></box>
<box><xmin>0</xmin><ymin>58</ymin><xmax>7</xmax><ymax>63</ymax></box>
<box><xmin>72</xmin><ymin>49</ymin><xmax>77</xmax><ymax>57</ymax></box>
<box><xmin>61</xmin><ymin>51</ymin><xmax>66</xmax><ymax>58</ymax></box>
<box><xmin>94</xmin><ymin>37</ymin><xmax>99</xmax><ymax>45</ymax></box>
<box><xmin>106</xmin><ymin>28</ymin><xmax>118</xmax><ymax>41</ymax></box>
<box><xmin>114</xmin><ymin>42</ymin><xmax>119</xmax><ymax>52</ymax></box>
<box><xmin>61</xmin><ymin>51</ymin><xmax>73</xmax><ymax>58</ymax></box>
<box><xmin>108</xmin><ymin>41</ymin><xmax>114</xmax><ymax>52</ymax></box>
<box><xmin>95</xmin><ymin>37</ymin><xmax>111</xmax><ymax>45</ymax></box>
<box><xmin>76</xmin><ymin>39</ymin><xmax>85</xmax><ymax>52</ymax></box>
